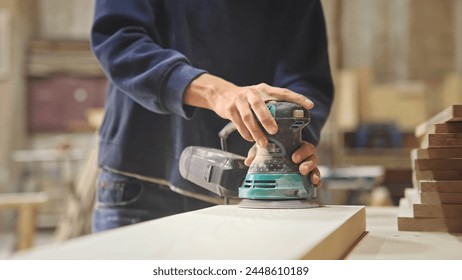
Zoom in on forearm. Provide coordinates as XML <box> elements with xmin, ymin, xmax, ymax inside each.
<box><xmin>183</xmin><ymin>73</ymin><xmax>236</xmax><ymax>111</ymax></box>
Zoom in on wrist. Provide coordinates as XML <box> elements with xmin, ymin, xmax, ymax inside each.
<box><xmin>183</xmin><ymin>73</ymin><xmax>234</xmax><ymax>109</ymax></box>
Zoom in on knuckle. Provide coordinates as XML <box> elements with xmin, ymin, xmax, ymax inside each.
<box><xmin>241</xmin><ymin>112</ymin><xmax>253</xmax><ymax>123</ymax></box>
<box><xmin>259</xmin><ymin>82</ymin><xmax>268</xmax><ymax>87</ymax></box>
<box><xmin>248</xmin><ymin>96</ymin><xmax>263</xmax><ymax>107</ymax></box>
<box><xmin>249</xmin><ymin>128</ymin><xmax>261</xmax><ymax>136</ymax></box>
<box><xmin>258</xmin><ymin>115</ymin><xmax>273</xmax><ymax>124</ymax></box>
<box><xmin>312</xmin><ymin>155</ymin><xmax>319</xmax><ymax>164</ymax></box>
<box><xmin>306</xmin><ymin>142</ymin><xmax>316</xmax><ymax>151</ymax></box>
<box><xmin>245</xmin><ymin>88</ymin><xmax>257</xmax><ymax>96</ymax></box>
<box><xmin>227</xmin><ymin>107</ymin><xmax>239</xmax><ymax>120</ymax></box>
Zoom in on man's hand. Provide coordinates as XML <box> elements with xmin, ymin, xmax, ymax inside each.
<box><xmin>183</xmin><ymin>73</ymin><xmax>314</xmax><ymax>147</ymax></box>
<box><xmin>244</xmin><ymin>141</ymin><xmax>321</xmax><ymax>186</ymax></box>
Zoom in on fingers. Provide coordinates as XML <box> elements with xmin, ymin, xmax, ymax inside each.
<box><xmin>244</xmin><ymin>145</ymin><xmax>257</xmax><ymax>166</ymax></box>
<box><xmin>291</xmin><ymin>141</ymin><xmax>320</xmax><ymax>186</ymax></box>
<box><xmin>236</xmin><ymin>94</ymin><xmax>267</xmax><ymax>147</ymax></box>
<box><xmin>298</xmin><ymin>154</ymin><xmax>318</xmax><ymax>175</ymax></box>
<box><xmin>298</xmin><ymin>155</ymin><xmax>321</xmax><ymax>186</ymax></box>
<box><xmin>292</xmin><ymin>142</ymin><xmax>316</xmax><ymax>164</ymax></box>
<box><xmin>247</xmin><ymin>90</ymin><xmax>278</xmax><ymax>135</ymax></box>
<box><xmin>310</xmin><ymin>167</ymin><xmax>321</xmax><ymax>186</ymax></box>
<box><xmin>255</xmin><ymin>83</ymin><xmax>314</xmax><ymax>110</ymax></box>
<box><xmin>228</xmin><ymin>108</ymin><xmax>253</xmax><ymax>142</ymax></box>
<box><xmin>218</xmin><ymin>83</ymin><xmax>313</xmax><ymax>145</ymax></box>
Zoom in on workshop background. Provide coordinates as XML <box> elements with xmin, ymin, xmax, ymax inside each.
<box><xmin>0</xmin><ymin>0</ymin><xmax>461</xmax><ymax>257</ymax></box>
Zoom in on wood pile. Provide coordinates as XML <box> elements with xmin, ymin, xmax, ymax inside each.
<box><xmin>398</xmin><ymin>105</ymin><xmax>462</xmax><ymax>232</ymax></box>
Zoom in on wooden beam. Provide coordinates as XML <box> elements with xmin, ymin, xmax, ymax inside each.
<box><xmin>421</xmin><ymin>192</ymin><xmax>462</xmax><ymax>204</ymax></box>
<box><xmin>415</xmin><ymin>105</ymin><xmax>462</xmax><ymax>138</ymax></box>
<box><xmin>434</xmin><ymin>123</ymin><xmax>462</xmax><ymax>133</ymax></box>
<box><xmin>413</xmin><ymin>148</ymin><xmax>462</xmax><ymax>159</ymax></box>
<box><xmin>414</xmin><ymin>203</ymin><xmax>462</xmax><ymax>218</ymax></box>
<box><xmin>415</xmin><ymin>169</ymin><xmax>462</xmax><ymax>180</ymax></box>
<box><xmin>348</xmin><ymin>207</ymin><xmax>462</xmax><ymax>259</ymax></box>
<box><xmin>398</xmin><ymin>198</ymin><xmax>462</xmax><ymax>232</ymax></box>
<box><xmin>427</xmin><ymin>133</ymin><xmax>462</xmax><ymax>148</ymax></box>
<box><xmin>420</xmin><ymin>180</ymin><xmax>462</xmax><ymax>192</ymax></box>
<box><xmin>14</xmin><ymin>205</ymin><xmax>365</xmax><ymax>260</ymax></box>
<box><xmin>0</xmin><ymin>192</ymin><xmax>48</xmax><ymax>250</ymax></box>
<box><xmin>415</xmin><ymin>159</ymin><xmax>462</xmax><ymax>170</ymax></box>
<box><xmin>0</xmin><ymin>192</ymin><xmax>48</xmax><ymax>210</ymax></box>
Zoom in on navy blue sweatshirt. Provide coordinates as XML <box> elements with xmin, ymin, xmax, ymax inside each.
<box><xmin>91</xmin><ymin>0</ymin><xmax>334</xmax><ymax>195</ymax></box>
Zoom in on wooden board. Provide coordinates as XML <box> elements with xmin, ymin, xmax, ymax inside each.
<box><xmin>435</xmin><ymin>123</ymin><xmax>462</xmax><ymax>133</ymax></box>
<box><xmin>0</xmin><ymin>192</ymin><xmax>48</xmax><ymax>250</ymax></box>
<box><xmin>13</xmin><ymin>205</ymin><xmax>366</xmax><ymax>260</ymax></box>
<box><xmin>414</xmin><ymin>204</ymin><xmax>462</xmax><ymax>218</ymax></box>
<box><xmin>415</xmin><ymin>105</ymin><xmax>462</xmax><ymax>138</ymax></box>
<box><xmin>418</xmin><ymin>122</ymin><xmax>462</xmax><ymax>137</ymax></box>
<box><xmin>415</xmin><ymin>169</ymin><xmax>462</xmax><ymax>180</ymax></box>
<box><xmin>413</xmin><ymin>148</ymin><xmax>462</xmax><ymax>159</ymax></box>
<box><xmin>348</xmin><ymin>207</ymin><xmax>462</xmax><ymax>259</ymax></box>
<box><xmin>415</xmin><ymin>159</ymin><xmax>462</xmax><ymax>170</ymax></box>
<box><xmin>421</xmin><ymin>192</ymin><xmax>462</xmax><ymax>204</ymax></box>
<box><xmin>420</xmin><ymin>181</ymin><xmax>462</xmax><ymax>192</ymax></box>
<box><xmin>0</xmin><ymin>192</ymin><xmax>48</xmax><ymax>210</ymax></box>
<box><xmin>427</xmin><ymin>133</ymin><xmax>462</xmax><ymax>148</ymax></box>
<box><xmin>398</xmin><ymin>198</ymin><xmax>462</xmax><ymax>232</ymax></box>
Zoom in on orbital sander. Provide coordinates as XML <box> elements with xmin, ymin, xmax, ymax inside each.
<box><xmin>179</xmin><ymin>101</ymin><xmax>319</xmax><ymax>209</ymax></box>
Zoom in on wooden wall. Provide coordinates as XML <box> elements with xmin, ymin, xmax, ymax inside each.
<box><xmin>0</xmin><ymin>0</ymin><xmax>36</xmax><ymax>191</ymax></box>
<box><xmin>331</xmin><ymin>0</ymin><xmax>461</xmax><ymax>83</ymax></box>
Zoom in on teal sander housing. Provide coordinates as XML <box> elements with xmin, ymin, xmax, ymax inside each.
<box><xmin>179</xmin><ymin>101</ymin><xmax>319</xmax><ymax>209</ymax></box>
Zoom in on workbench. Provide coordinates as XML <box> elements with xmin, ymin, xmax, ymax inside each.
<box><xmin>12</xmin><ymin>206</ymin><xmax>462</xmax><ymax>260</ymax></box>
<box><xmin>347</xmin><ymin>207</ymin><xmax>462</xmax><ymax>259</ymax></box>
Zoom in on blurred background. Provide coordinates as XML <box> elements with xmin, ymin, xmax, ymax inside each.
<box><xmin>0</xmin><ymin>0</ymin><xmax>461</xmax><ymax>257</ymax></box>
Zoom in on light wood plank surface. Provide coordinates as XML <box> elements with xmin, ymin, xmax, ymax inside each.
<box><xmin>13</xmin><ymin>205</ymin><xmax>365</xmax><ymax>260</ymax></box>
<box><xmin>346</xmin><ymin>207</ymin><xmax>462</xmax><ymax>259</ymax></box>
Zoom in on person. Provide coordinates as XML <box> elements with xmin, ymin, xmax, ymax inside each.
<box><xmin>90</xmin><ymin>0</ymin><xmax>334</xmax><ymax>232</ymax></box>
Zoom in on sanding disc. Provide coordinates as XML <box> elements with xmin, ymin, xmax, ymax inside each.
<box><xmin>238</xmin><ymin>199</ymin><xmax>320</xmax><ymax>209</ymax></box>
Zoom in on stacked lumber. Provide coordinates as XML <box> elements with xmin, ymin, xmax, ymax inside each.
<box><xmin>398</xmin><ymin>105</ymin><xmax>462</xmax><ymax>232</ymax></box>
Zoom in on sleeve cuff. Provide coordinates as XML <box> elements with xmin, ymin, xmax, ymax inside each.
<box><xmin>161</xmin><ymin>63</ymin><xmax>207</xmax><ymax>119</ymax></box>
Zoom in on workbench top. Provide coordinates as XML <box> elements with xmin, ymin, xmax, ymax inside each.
<box><xmin>12</xmin><ymin>206</ymin><xmax>462</xmax><ymax>260</ymax></box>
<box><xmin>346</xmin><ymin>207</ymin><xmax>462</xmax><ymax>259</ymax></box>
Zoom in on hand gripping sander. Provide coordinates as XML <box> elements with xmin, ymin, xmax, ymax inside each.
<box><xmin>179</xmin><ymin>101</ymin><xmax>319</xmax><ymax>209</ymax></box>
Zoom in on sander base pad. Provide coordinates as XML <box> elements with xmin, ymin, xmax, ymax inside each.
<box><xmin>238</xmin><ymin>199</ymin><xmax>320</xmax><ymax>209</ymax></box>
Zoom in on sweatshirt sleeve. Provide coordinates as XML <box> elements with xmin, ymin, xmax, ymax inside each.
<box><xmin>273</xmin><ymin>0</ymin><xmax>334</xmax><ymax>146</ymax></box>
<box><xmin>91</xmin><ymin>0</ymin><xmax>206</xmax><ymax>118</ymax></box>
